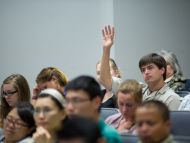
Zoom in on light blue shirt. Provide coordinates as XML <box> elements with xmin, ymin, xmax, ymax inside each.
<box><xmin>178</xmin><ymin>94</ymin><xmax>190</xmax><ymax>110</ymax></box>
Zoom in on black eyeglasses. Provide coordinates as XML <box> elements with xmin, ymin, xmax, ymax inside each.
<box><xmin>2</xmin><ymin>90</ymin><xmax>17</xmax><ymax>97</ymax></box>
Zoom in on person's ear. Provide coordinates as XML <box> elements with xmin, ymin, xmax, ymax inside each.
<box><xmin>160</xmin><ymin>67</ymin><xmax>165</xmax><ymax>75</ymax></box>
<box><xmin>93</xmin><ymin>96</ymin><xmax>101</xmax><ymax>110</ymax></box>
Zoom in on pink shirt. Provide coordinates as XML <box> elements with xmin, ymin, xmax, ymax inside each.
<box><xmin>105</xmin><ymin>113</ymin><xmax>136</xmax><ymax>135</ymax></box>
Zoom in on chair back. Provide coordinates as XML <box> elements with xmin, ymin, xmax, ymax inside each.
<box><xmin>170</xmin><ymin>111</ymin><xmax>190</xmax><ymax>136</ymax></box>
<box><xmin>184</xmin><ymin>79</ymin><xmax>190</xmax><ymax>92</ymax></box>
<box><xmin>121</xmin><ymin>134</ymin><xmax>138</xmax><ymax>143</ymax></box>
<box><xmin>173</xmin><ymin>135</ymin><xmax>190</xmax><ymax>143</ymax></box>
<box><xmin>100</xmin><ymin>108</ymin><xmax>119</xmax><ymax>120</ymax></box>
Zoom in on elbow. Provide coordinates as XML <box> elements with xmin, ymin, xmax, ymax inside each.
<box><xmin>99</xmin><ymin>76</ymin><xmax>112</xmax><ymax>90</ymax></box>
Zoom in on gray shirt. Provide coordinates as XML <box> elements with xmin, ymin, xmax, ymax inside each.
<box><xmin>143</xmin><ymin>84</ymin><xmax>181</xmax><ymax>110</ymax></box>
<box><xmin>111</xmin><ymin>77</ymin><xmax>122</xmax><ymax>95</ymax></box>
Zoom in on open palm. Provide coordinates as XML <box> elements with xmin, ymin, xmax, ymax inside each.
<box><xmin>102</xmin><ymin>25</ymin><xmax>115</xmax><ymax>49</ymax></box>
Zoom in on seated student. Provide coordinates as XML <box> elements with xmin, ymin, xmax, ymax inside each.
<box><xmin>0</xmin><ymin>102</ymin><xmax>35</xmax><ymax>143</ymax></box>
<box><xmin>56</xmin><ymin>115</ymin><xmax>105</xmax><ymax>143</ymax></box>
<box><xmin>99</xmin><ymin>26</ymin><xmax>180</xmax><ymax>111</ymax></box>
<box><xmin>139</xmin><ymin>53</ymin><xmax>181</xmax><ymax>110</ymax></box>
<box><xmin>64</xmin><ymin>75</ymin><xmax>122</xmax><ymax>143</ymax></box>
<box><xmin>32</xmin><ymin>88</ymin><xmax>67</xmax><ymax>143</ymax></box>
<box><xmin>32</xmin><ymin>67</ymin><xmax>68</xmax><ymax>105</ymax></box>
<box><xmin>178</xmin><ymin>93</ymin><xmax>190</xmax><ymax>110</ymax></box>
<box><xmin>105</xmin><ymin>79</ymin><xmax>142</xmax><ymax>134</ymax></box>
<box><xmin>135</xmin><ymin>100</ymin><xmax>175</xmax><ymax>143</ymax></box>
<box><xmin>159</xmin><ymin>50</ymin><xmax>186</xmax><ymax>91</ymax></box>
<box><xmin>0</xmin><ymin>74</ymin><xmax>31</xmax><ymax>128</ymax></box>
<box><xmin>96</xmin><ymin>58</ymin><xmax>121</xmax><ymax>108</ymax></box>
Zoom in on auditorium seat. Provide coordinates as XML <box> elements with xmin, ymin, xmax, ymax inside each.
<box><xmin>100</xmin><ymin>108</ymin><xmax>119</xmax><ymax>120</ymax></box>
<box><xmin>170</xmin><ymin>111</ymin><xmax>190</xmax><ymax>136</ymax></box>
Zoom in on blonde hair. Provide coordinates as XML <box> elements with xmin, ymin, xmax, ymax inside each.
<box><xmin>36</xmin><ymin>67</ymin><xmax>68</xmax><ymax>87</ymax></box>
<box><xmin>117</xmin><ymin>79</ymin><xmax>142</xmax><ymax>103</ymax></box>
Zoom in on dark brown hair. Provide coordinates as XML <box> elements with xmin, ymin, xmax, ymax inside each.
<box><xmin>139</xmin><ymin>53</ymin><xmax>167</xmax><ymax>80</ymax></box>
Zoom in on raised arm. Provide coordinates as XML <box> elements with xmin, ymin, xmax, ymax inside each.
<box><xmin>99</xmin><ymin>25</ymin><xmax>115</xmax><ymax>90</ymax></box>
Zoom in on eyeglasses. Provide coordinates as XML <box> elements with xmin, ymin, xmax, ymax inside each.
<box><xmin>34</xmin><ymin>107</ymin><xmax>54</xmax><ymax>116</ymax></box>
<box><xmin>2</xmin><ymin>90</ymin><xmax>17</xmax><ymax>97</ymax></box>
<box><xmin>5</xmin><ymin>116</ymin><xmax>28</xmax><ymax>129</ymax></box>
<box><xmin>65</xmin><ymin>97</ymin><xmax>90</xmax><ymax>106</ymax></box>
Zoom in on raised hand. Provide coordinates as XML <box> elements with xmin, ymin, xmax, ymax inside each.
<box><xmin>102</xmin><ymin>25</ymin><xmax>115</xmax><ymax>49</ymax></box>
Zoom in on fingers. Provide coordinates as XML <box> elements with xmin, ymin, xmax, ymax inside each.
<box><xmin>105</xmin><ymin>26</ymin><xmax>109</xmax><ymax>35</ymax></box>
<box><xmin>112</xmin><ymin>27</ymin><xmax>115</xmax><ymax>40</ymax></box>
<box><xmin>33</xmin><ymin>86</ymin><xmax>40</xmax><ymax>95</ymax></box>
<box><xmin>102</xmin><ymin>25</ymin><xmax>114</xmax><ymax>38</ymax></box>
<box><xmin>33</xmin><ymin>127</ymin><xmax>51</xmax><ymax>143</ymax></box>
<box><xmin>108</xmin><ymin>25</ymin><xmax>111</xmax><ymax>35</ymax></box>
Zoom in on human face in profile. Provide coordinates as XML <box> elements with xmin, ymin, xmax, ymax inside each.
<box><xmin>2</xmin><ymin>84</ymin><xmax>19</xmax><ymax>107</ymax></box>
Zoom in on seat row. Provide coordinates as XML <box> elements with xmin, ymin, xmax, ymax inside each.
<box><xmin>100</xmin><ymin>108</ymin><xmax>190</xmax><ymax>137</ymax></box>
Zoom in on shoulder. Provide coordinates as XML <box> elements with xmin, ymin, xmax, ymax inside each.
<box><xmin>98</xmin><ymin>119</ymin><xmax>122</xmax><ymax>143</ymax></box>
<box><xmin>161</xmin><ymin>85</ymin><xmax>180</xmax><ymax>99</ymax></box>
<box><xmin>17</xmin><ymin>137</ymin><xmax>34</xmax><ymax>143</ymax></box>
<box><xmin>163</xmin><ymin>88</ymin><xmax>181</xmax><ymax>105</ymax></box>
<box><xmin>111</xmin><ymin>77</ymin><xmax>122</xmax><ymax>94</ymax></box>
<box><xmin>112</xmin><ymin>76</ymin><xmax>122</xmax><ymax>82</ymax></box>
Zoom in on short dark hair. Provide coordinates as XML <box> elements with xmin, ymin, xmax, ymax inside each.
<box><xmin>56</xmin><ymin>115</ymin><xmax>102</xmax><ymax>143</ymax></box>
<box><xmin>17</xmin><ymin>102</ymin><xmax>35</xmax><ymax>135</ymax></box>
<box><xmin>139</xmin><ymin>100</ymin><xmax>170</xmax><ymax>122</ymax></box>
<box><xmin>139</xmin><ymin>53</ymin><xmax>167</xmax><ymax>80</ymax></box>
<box><xmin>64</xmin><ymin>75</ymin><xmax>101</xmax><ymax>100</ymax></box>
